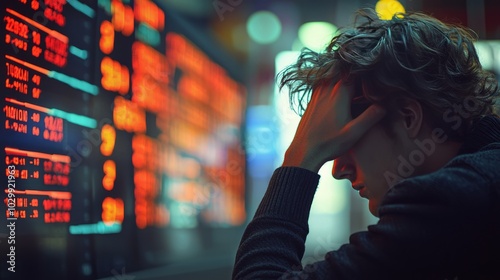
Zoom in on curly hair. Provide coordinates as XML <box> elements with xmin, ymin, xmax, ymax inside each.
<box><xmin>279</xmin><ymin>8</ymin><xmax>499</xmax><ymax>140</ymax></box>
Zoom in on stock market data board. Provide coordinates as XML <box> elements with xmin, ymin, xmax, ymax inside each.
<box><xmin>1</xmin><ymin>1</ymin><xmax>247</xmax><ymax>279</ymax></box>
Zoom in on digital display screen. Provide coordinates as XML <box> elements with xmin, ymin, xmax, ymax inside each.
<box><xmin>0</xmin><ymin>1</ymin><xmax>246</xmax><ymax>279</ymax></box>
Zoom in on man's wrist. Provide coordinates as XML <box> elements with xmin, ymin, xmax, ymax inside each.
<box><xmin>282</xmin><ymin>150</ymin><xmax>322</xmax><ymax>173</ymax></box>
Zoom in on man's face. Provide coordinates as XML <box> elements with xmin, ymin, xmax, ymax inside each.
<box><xmin>332</xmin><ymin>123</ymin><xmax>400</xmax><ymax>216</ymax></box>
<box><xmin>332</xmin><ymin>86</ymin><xmax>401</xmax><ymax>217</ymax></box>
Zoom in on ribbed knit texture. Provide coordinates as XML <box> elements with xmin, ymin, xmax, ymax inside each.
<box><xmin>255</xmin><ymin>167</ymin><xmax>320</xmax><ymax>226</ymax></box>
<box><xmin>460</xmin><ymin>115</ymin><xmax>500</xmax><ymax>154</ymax></box>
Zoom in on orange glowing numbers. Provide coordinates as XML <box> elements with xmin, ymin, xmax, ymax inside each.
<box><xmin>99</xmin><ymin>20</ymin><xmax>114</xmax><ymax>54</ymax></box>
<box><xmin>44</xmin><ymin>36</ymin><xmax>68</xmax><ymax>67</ymax></box>
<box><xmin>32</xmin><ymin>31</ymin><xmax>41</xmax><ymax>45</ymax></box>
<box><xmin>44</xmin><ymin>212</ymin><xmax>70</xmax><ymax>223</ymax></box>
<box><xmin>32</xmin><ymin>126</ymin><xmax>40</xmax><ymax>136</ymax></box>
<box><xmin>134</xmin><ymin>163</ymin><xmax>166</xmax><ymax>228</ymax></box>
<box><xmin>44</xmin><ymin>7</ymin><xmax>66</xmax><ymax>27</ymax></box>
<box><xmin>50</xmin><ymin>162</ymin><xmax>70</xmax><ymax>174</ymax></box>
<box><xmin>9</xmin><ymin>37</ymin><xmax>28</xmax><ymax>52</ymax></box>
<box><xmin>100</xmin><ymin>124</ymin><xmax>116</xmax><ymax>156</ymax></box>
<box><xmin>31</xmin><ymin>113</ymin><xmax>40</xmax><ymax>122</ymax></box>
<box><xmin>166</xmin><ymin>33</ymin><xmax>244</xmax><ymax>124</ymax></box>
<box><xmin>44</xmin><ymin>116</ymin><xmax>63</xmax><ymax>132</ymax></box>
<box><xmin>131</xmin><ymin>42</ymin><xmax>169</xmax><ymax>113</ymax></box>
<box><xmin>5</xmin><ymin>79</ymin><xmax>28</xmax><ymax>94</ymax></box>
<box><xmin>5</xmin><ymin>120</ymin><xmax>28</xmax><ymax>133</ymax></box>
<box><xmin>134</xmin><ymin>0</ymin><xmax>165</xmax><ymax>31</ymax></box>
<box><xmin>135</xmin><ymin>202</ymin><xmax>147</xmax><ymax>229</ymax></box>
<box><xmin>44</xmin><ymin>0</ymin><xmax>65</xmax><ymax>12</ymax></box>
<box><xmin>44</xmin><ymin>0</ymin><xmax>66</xmax><ymax>26</ymax></box>
<box><xmin>32</xmin><ymin>87</ymin><xmax>41</xmax><ymax>98</ymax></box>
<box><xmin>101</xmin><ymin>56</ymin><xmax>130</xmax><ymax>95</ymax></box>
<box><xmin>102</xmin><ymin>160</ymin><xmax>116</xmax><ymax>191</ymax></box>
<box><xmin>134</xmin><ymin>170</ymin><xmax>158</xmax><ymax>197</ymax></box>
<box><xmin>32</xmin><ymin>74</ymin><xmax>41</xmax><ymax>85</ymax></box>
<box><xmin>4</xmin><ymin>16</ymin><xmax>29</xmax><ymax>39</ymax></box>
<box><xmin>101</xmin><ymin>197</ymin><xmax>124</xmax><ymax>224</ymax></box>
<box><xmin>135</xmin><ymin>198</ymin><xmax>169</xmax><ymax>229</ymax></box>
<box><xmin>3</xmin><ymin>106</ymin><xmax>28</xmax><ymax>122</ymax></box>
<box><xmin>132</xmin><ymin>134</ymin><xmax>158</xmax><ymax>170</ymax></box>
<box><xmin>45</xmin><ymin>36</ymin><xmax>67</xmax><ymax>54</ymax></box>
<box><xmin>20</xmin><ymin>169</ymin><xmax>28</xmax><ymax>179</ymax></box>
<box><xmin>111</xmin><ymin>1</ymin><xmax>134</xmax><ymax>36</ymax></box>
<box><xmin>32</xmin><ymin>46</ymin><xmax>42</xmax><ymax>58</ymax></box>
<box><xmin>31</xmin><ymin>81</ymin><xmax>42</xmax><ymax>96</ymax></box>
<box><xmin>6</xmin><ymin>168</ymin><xmax>19</xmax><ymax>178</ymax></box>
<box><xmin>31</xmin><ymin>0</ymin><xmax>40</xmax><ymax>10</ymax></box>
<box><xmin>43</xmin><ymin>199</ymin><xmax>71</xmax><ymax>211</ymax></box>
<box><xmin>8</xmin><ymin>210</ymin><xmax>18</xmax><ymax>219</ymax></box>
<box><xmin>6</xmin><ymin>63</ymin><xmax>29</xmax><ymax>82</ymax></box>
<box><xmin>7</xmin><ymin>156</ymin><xmax>18</xmax><ymax>165</ymax></box>
<box><xmin>43</xmin><ymin>174</ymin><xmax>69</xmax><ymax>186</ymax></box>
<box><xmin>113</xmin><ymin>97</ymin><xmax>146</xmax><ymax>133</ymax></box>
<box><xmin>43</xmin><ymin>160</ymin><xmax>53</xmax><ymax>172</ymax></box>
<box><xmin>131</xmin><ymin>42</ymin><xmax>168</xmax><ymax>80</ymax></box>
<box><xmin>43</xmin><ymin>116</ymin><xmax>64</xmax><ymax>142</ymax></box>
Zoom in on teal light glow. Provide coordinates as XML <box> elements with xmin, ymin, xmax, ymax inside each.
<box><xmin>136</xmin><ymin>23</ymin><xmax>160</xmax><ymax>47</ymax></box>
<box><xmin>69</xmin><ymin>46</ymin><xmax>88</xmax><ymax>60</ymax></box>
<box><xmin>246</xmin><ymin>11</ymin><xmax>282</xmax><ymax>45</ymax></box>
<box><xmin>97</xmin><ymin>0</ymin><xmax>111</xmax><ymax>14</ymax></box>
<box><xmin>67</xmin><ymin>0</ymin><xmax>95</xmax><ymax>18</ymax></box>
<box><xmin>49</xmin><ymin>108</ymin><xmax>97</xmax><ymax>128</ymax></box>
<box><xmin>298</xmin><ymin>22</ymin><xmax>337</xmax><ymax>52</ymax></box>
<box><xmin>69</xmin><ymin>222</ymin><xmax>122</xmax><ymax>235</ymax></box>
<box><xmin>47</xmin><ymin>71</ymin><xmax>99</xmax><ymax>96</ymax></box>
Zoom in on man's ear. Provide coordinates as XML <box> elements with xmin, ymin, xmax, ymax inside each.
<box><xmin>396</xmin><ymin>98</ymin><xmax>424</xmax><ymax>138</ymax></box>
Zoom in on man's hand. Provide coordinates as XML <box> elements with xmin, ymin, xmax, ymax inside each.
<box><xmin>282</xmin><ymin>81</ymin><xmax>386</xmax><ymax>172</ymax></box>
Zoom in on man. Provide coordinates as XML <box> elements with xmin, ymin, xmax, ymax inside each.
<box><xmin>233</xmin><ymin>8</ymin><xmax>500</xmax><ymax>280</ymax></box>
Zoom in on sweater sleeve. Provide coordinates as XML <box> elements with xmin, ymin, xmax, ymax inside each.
<box><xmin>232</xmin><ymin>166</ymin><xmax>321</xmax><ymax>280</ymax></box>
<box><xmin>232</xmin><ymin>161</ymin><xmax>497</xmax><ymax>280</ymax></box>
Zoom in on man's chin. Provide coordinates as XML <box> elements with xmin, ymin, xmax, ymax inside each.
<box><xmin>368</xmin><ymin>201</ymin><xmax>379</xmax><ymax>217</ymax></box>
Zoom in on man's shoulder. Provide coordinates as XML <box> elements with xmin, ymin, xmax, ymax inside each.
<box><xmin>448</xmin><ymin>142</ymin><xmax>500</xmax><ymax>183</ymax></box>
<box><xmin>385</xmin><ymin>143</ymin><xmax>500</xmax><ymax>209</ymax></box>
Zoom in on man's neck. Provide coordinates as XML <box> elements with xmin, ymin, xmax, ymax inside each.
<box><xmin>420</xmin><ymin>141</ymin><xmax>463</xmax><ymax>175</ymax></box>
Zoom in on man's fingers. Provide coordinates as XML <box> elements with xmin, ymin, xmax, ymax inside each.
<box><xmin>343</xmin><ymin>104</ymin><xmax>387</xmax><ymax>141</ymax></box>
<box><xmin>331</xmin><ymin>82</ymin><xmax>352</xmax><ymax>108</ymax></box>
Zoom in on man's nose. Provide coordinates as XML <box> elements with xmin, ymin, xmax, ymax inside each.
<box><xmin>332</xmin><ymin>155</ymin><xmax>355</xmax><ymax>182</ymax></box>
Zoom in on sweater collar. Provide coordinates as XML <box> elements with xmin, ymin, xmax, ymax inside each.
<box><xmin>459</xmin><ymin>115</ymin><xmax>500</xmax><ymax>154</ymax></box>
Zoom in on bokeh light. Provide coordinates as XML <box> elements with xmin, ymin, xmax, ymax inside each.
<box><xmin>246</xmin><ymin>10</ymin><xmax>282</xmax><ymax>44</ymax></box>
<box><xmin>298</xmin><ymin>21</ymin><xmax>337</xmax><ymax>52</ymax></box>
<box><xmin>375</xmin><ymin>0</ymin><xmax>405</xmax><ymax>20</ymax></box>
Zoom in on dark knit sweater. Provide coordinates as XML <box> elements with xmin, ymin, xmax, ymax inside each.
<box><xmin>233</xmin><ymin>115</ymin><xmax>500</xmax><ymax>280</ymax></box>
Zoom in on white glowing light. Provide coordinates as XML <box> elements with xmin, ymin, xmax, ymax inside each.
<box><xmin>298</xmin><ymin>22</ymin><xmax>337</xmax><ymax>52</ymax></box>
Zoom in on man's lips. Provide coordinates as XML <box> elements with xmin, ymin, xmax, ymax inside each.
<box><xmin>353</xmin><ymin>185</ymin><xmax>368</xmax><ymax>198</ymax></box>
